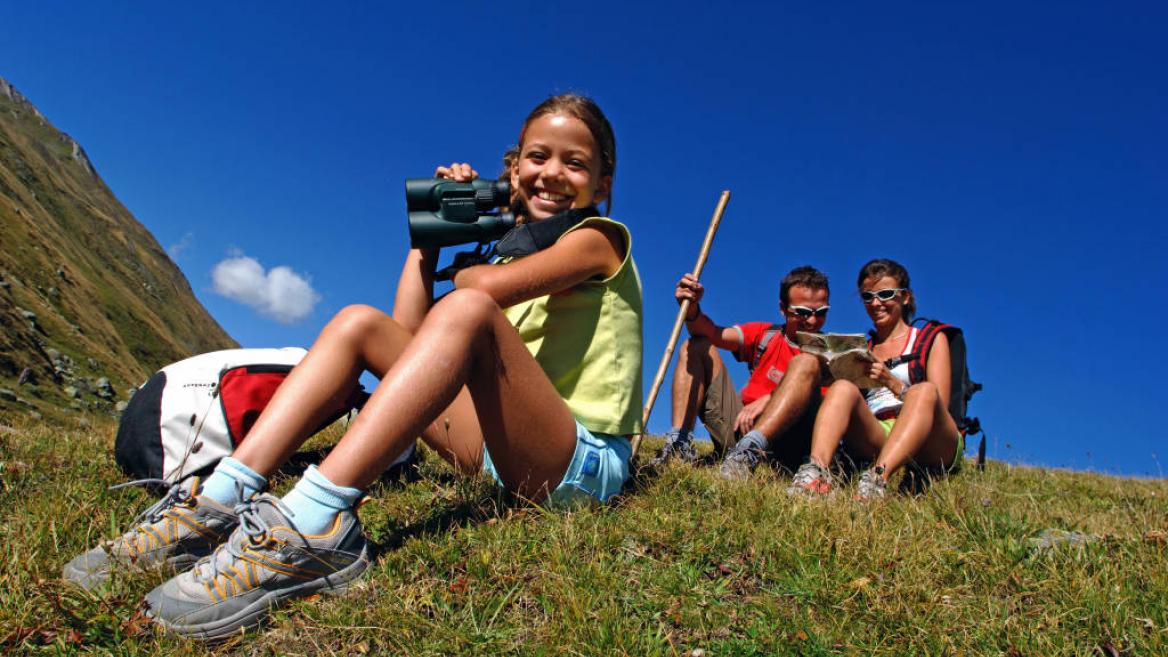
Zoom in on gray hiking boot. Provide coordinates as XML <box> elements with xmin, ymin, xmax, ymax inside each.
<box><xmin>785</xmin><ymin>461</ymin><xmax>833</xmax><ymax>497</ymax></box>
<box><xmin>143</xmin><ymin>493</ymin><xmax>369</xmax><ymax>641</ymax></box>
<box><xmin>648</xmin><ymin>430</ymin><xmax>697</xmax><ymax>467</ymax></box>
<box><xmin>63</xmin><ymin>477</ymin><xmax>239</xmax><ymax>590</ymax></box>
<box><xmin>718</xmin><ymin>441</ymin><xmax>763</xmax><ymax>480</ymax></box>
<box><xmin>854</xmin><ymin>468</ymin><xmax>888</xmax><ymax>501</ymax></box>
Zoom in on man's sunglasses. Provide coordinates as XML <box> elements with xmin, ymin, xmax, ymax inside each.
<box><xmin>860</xmin><ymin>288</ymin><xmax>905</xmax><ymax>302</ymax></box>
<box><xmin>788</xmin><ymin>305</ymin><xmax>830</xmax><ymax>318</ymax></box>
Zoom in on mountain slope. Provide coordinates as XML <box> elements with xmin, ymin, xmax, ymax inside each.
<box><xmin>0</xmin><ymin>76</ymin><xmax>236</xmax><ymax>420</ymax></box>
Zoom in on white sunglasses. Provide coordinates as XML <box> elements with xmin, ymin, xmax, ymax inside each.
<box><xmin>787</xmin><ymin>305</ymin><xmax>830</xmax><ymax>318</ymax></box>
<box><xmin>860</xmin><ymin>288</ymin><xmax>904</xmax><ymax>302</ymax></box>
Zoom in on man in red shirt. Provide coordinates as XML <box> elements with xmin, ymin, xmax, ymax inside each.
<box><xmin>650</xmin><ymin>266</ymin><xmax>830</xmax><ymax>479</ymax></box>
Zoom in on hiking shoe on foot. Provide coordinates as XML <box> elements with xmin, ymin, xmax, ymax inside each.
<box><xmin>785</xmin><ymin>461</ymin><xmax>833</xmax><ymax>496</ymax></box>
<box><xmin>854</xmin><ymin>469</ymin><xmax>888</xmax><ymax>501</ymax></box>
<box><xmin>143</xmin><ymin>493</ymin><xmax>368</xmax><ymax>641</ymax></box>
<box><xmin>648</xmin><ymin>431</ymin><xmax>697</xmax><ymax>467</ymax></box>
<box><xmin>63</xmin><ymin>477</ymin><xmax>239</xmax><ymax>590</ymax></box>
<box><xmin>718</xmin><ymin>443</ymin><xmax>763</xmax><ymax>480</ymax></box>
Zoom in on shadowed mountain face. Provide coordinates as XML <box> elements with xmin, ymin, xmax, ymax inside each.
<box><xmin>0</xmin><ymin>76</ymin><xmax>236</xmax><ymax>421</ymax></box>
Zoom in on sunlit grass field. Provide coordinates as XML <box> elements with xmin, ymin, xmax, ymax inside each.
<box><xmin>1</xmin><ymin>415</ymin><xmax>1165</xmax><ymax>655</ymax></box>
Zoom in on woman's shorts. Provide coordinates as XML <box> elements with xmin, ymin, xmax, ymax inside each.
<box><xmin>481</xmin><ymin>420</ymin><xmax>631</xmax><ymax>506</ymax></box>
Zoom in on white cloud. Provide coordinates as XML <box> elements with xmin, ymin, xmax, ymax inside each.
<box><xmin>168</xmin><ymin>232</ymin><xmax>194</xmax><ymax>259</ymax></box>
<box><xmin>211</xmin><ymin>254</ymin><xmax>320</xmax><ymax>324</ymax></box>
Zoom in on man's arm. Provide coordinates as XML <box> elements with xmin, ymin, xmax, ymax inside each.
<box><xmin>684</xmin><ymin>306</ymin><xmax>743</xmax><ymax>351</ymax></box>
<box><xmin>676</xmin><ymin>272</ymin><xmax>743</xmax><ymax>351</ymax></box>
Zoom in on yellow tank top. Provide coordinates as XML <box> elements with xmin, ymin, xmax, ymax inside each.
<box><xmin>501</xmin><ymin>217</ymin><xmax>644</xmax><ymax>435</ymax></box>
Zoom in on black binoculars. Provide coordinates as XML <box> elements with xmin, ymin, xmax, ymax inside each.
<box><xmin>405</xmin><ymin>178</ymin><xmax>516</xmax><ymax>248</ymax></box>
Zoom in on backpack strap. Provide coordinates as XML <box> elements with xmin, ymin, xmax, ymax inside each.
<box><xmin>494</xmin><ymin>205</ymin><xmax>600</xmax><ymax>257</ymax></box>
<box><xmin>868</xmin><ymin>331</ymin><xmax>914</xmax><ymax>370</ymax></box>
<box><xmin>905</xmin><ymin>319</ymin><xmax>950</xmax><ymax>384</ymax></box>
<box><xmin>879</xmin><ymin>319</ymin><xmax>950</xmax><ymax>383</ymax></box>
<box><xmin>752</xmin><ymin>323</ymin><xmax>784</xmax><ymax>372</ymax></box>
<box><xmin>878</xmin><ymin>324</ymin><xmax>931</xmax><ymax>372</ymax></box>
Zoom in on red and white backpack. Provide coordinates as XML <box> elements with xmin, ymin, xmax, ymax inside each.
<box><xmin>114</xmin><ymin>348</ymin><xmax>380</xmax><ymax>483</ymax></box>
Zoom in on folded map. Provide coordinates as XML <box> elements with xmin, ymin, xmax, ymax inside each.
<box><xmin>795</xmin><ymin>332</ymin><xmax>880</xmax><ymax>389</ymax></box>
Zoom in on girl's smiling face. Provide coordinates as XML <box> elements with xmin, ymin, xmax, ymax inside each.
<box><xmin>511</xmin><ymin>113</ymin><xmax>611</xmax><ymax>222</ymax></box>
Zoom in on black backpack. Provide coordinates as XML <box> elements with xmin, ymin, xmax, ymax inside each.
<box><xmin>886</xmin><ymin>318</ymin><xmax>985</xmax><ymax>468</ymax></box>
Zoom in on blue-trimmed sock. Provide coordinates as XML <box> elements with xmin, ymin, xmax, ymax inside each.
<box><xmin>667</xmin><ymin>427</ymin><xmax>692</xmax><ymax>445</ymax></box>
<box><xmin>735</xmin><ymin>430</ymin><xmax>768</xmax><ymax>453</ymax></box>
<box><xmin>281</xmin><ymin>465</ymin><xmax>363</xmax><ymax>535</ymax></box>
<box><xmin>200</xmin><ymin>456</ymin><xmax>267</xmax><ymax>507</ymax></box>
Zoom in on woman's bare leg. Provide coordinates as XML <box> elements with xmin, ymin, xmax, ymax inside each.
<box><xmin>873</xmin><ymin>382</ymin><xmax>959</xmax><ymax>477</ymax></box>
<box><xmin>808</xmin><ymin>380</ymin><xmax>888</xmax><ymax>468</ymax></box>
<box><xmin>319</xmin><ymin>289</ymin><xmax>577</xmax><ymax>501</ymax></box>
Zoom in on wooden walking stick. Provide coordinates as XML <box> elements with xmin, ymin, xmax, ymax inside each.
<box><xmin>630</xmin><ymin>190</ymin><xmax>730</xmax><ymax>461</ymax></box>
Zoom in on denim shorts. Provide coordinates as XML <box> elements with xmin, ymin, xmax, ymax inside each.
<box><xmin>482</xmin><ymin>420</ymin><xmax>631</xmax><ymax>506</ymax></box>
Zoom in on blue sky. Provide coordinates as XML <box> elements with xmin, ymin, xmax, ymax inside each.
<box><xmin>3</xmin><ymin>2</ymin><xmax>1165</xmax><ymax>476</ymax></box>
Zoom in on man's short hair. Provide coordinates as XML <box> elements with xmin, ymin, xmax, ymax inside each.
<box><xmin>780</xmin><ymin>266</ymin><xmax>830</xmax><ymax>306</ymax></box>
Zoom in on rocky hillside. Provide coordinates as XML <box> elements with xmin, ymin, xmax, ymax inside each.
<box><xmin>0</xmin><ymin>76</ymin><xmax>236</xmax><ymax>422</ymax></box>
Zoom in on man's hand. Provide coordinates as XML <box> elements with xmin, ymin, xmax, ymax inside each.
<box><xmin>676</xmin><ymin>273</ymin><xmax>705</xmax><ymax>319</ymax></box>
<box><xmin>734</xmin><ymin>394</ymin><xmax>771</xmax><ymax>435</ymax></box>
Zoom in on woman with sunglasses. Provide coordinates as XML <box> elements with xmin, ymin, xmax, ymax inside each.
<box><xmin>786</xmin><ymin>258</ymin><xmax>962</xmax><ymax>500</ymax></box>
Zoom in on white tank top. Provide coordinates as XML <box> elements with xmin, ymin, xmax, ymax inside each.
<box><xmin>865</xmin><ymin>327</ymin><xmax>919</xmax><ymax>417</ymax></box>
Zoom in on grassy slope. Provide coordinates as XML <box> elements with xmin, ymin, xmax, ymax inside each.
<box><xmin>0</xmin><ymin>77</ymin><xmax>237</xmax><ymax>424</ymax></box>
<box><xmin>1</xmin><ymin>417</ymin><xmax>1165</xmax><ymax>656</ymax></box>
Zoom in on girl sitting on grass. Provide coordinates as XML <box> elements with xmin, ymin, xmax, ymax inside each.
<box><xmin>786</xmin><ymin>258</ymin><xmax>962</xmax><ymax>500</ymax></box>
<box><xmin>64</xmin><ymin>93</ymin><xmax>643</xmax><ymax>640</ymax></box>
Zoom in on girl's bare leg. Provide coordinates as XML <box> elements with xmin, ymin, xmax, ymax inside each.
<box><xmin>231</xmin><ymin>304</ymin><xmax>416</xmax><ymax>477</ymax></box>
<box><xmin>319</xmin><ymin>289</ymin><xmax>577</xmax><ymax>501</ymax></box>
<box><xmin>808</xmin><ymin>380</ymin><xmax>888</xmax><ymax>468</ymax></box>
<box><xmin>873</xmin><ymin>382</ymin><xmax>959</xmax><ymax>476</ymax></box>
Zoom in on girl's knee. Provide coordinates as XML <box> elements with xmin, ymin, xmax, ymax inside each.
<box><xmin>431</xmin><ymin>289</ymin><xmax>500</xmax><ymax>327</ymax></box>
<box><xmin>328</xmin><ymin>304</ymin><xmax>389</xmax><ymax>336</ymax></box>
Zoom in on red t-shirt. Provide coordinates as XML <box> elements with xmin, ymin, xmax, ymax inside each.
<box><xmin>733</xmin><ymin>322</ymin><xmax>802</xmax><ymax>405</ymax></box>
